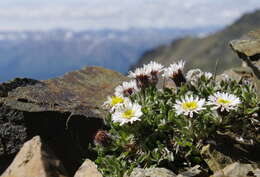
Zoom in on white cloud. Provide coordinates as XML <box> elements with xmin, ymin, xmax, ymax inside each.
<box><xmin>0</xmin><ymin>0</ymin><xmax>260</xmax><ymax>31</ymax></box>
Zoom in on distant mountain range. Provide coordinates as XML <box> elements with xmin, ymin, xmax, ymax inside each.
<box><xmin>132</xmin><ymin>10</ymin><xmax>260</xmax><ymax>73</ymax></box>
<box><xmin>0</xmin><ymin>27</ymin><xmax>218</xmax><ymax>82</ymax></box>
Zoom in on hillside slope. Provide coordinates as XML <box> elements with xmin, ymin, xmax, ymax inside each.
<box><xmin>133</xmin><ymin>10</ymin><xmax>260</xmax><ymax>73</ymax></box>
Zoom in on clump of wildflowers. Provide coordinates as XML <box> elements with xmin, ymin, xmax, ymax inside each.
<box><xmin>93</xmin><ymin>60</ymin><xmax>259</xmax><ymax>176</ymax></box>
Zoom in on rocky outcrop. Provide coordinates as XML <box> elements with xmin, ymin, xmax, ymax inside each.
<box><xmin>230</xmin><ymin>30</ymin><xmax>260</xmax><ymax>77</ymax></box>
<box><xmin>230</xmin><ymin>29</ymin><xmax>260</xmax><ymax>96</ymax></box>
<box><xmin>0</xmin><ymin>66</ymin><xmax>127</xmax><ymax>175</ymax></box>
<box><xmin>126</xmin><ymin>166</ymin><xmax>207</xmax><ymax>177</ymax></box>
<box><xmin>200</xmin><ymin>144</ymin><xmax>233</xmax><ymax>172</ymax></box>
<box><xmin>200</xmin><ymin>132</ymin><xmax>260</xmax><ymax>173</ymax></box>
<box><xmin>230</xmin><ymin>30</ymin><xmax>260</xmax><ymax>60</ymax></box>
<box><xmin>1</xmin><ymin>136</ymin><xmax>68</xmax><ymax>177</ymax></box>
<box><xmin>177</xmin><ymin>165</ymin><xmax>208</xmax><ymax>177</ymax></box>
<box><xmin>126</xmin><ymin>168</ymin><xmax>177</xmax><ymax>177</ymax></box>
<box><xmin>74</xmin><ymin>159</ymin><xmax>102</xmax><ymax>177</ymax></box>
<box><xmin>211</xmin><ymin>162</ymin><xmax>260</xmax><ymax>177</ymax></box>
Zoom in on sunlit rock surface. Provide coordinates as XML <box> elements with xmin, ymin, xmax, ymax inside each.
<box><xmin>1</xmin><ymin>136</ymin><xmax>68</xmax><ymax>177</ymax></box>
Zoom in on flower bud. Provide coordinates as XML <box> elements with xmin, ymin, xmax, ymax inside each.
<box><xmin>94</xmin><ymin>130</ymin><xmax>111</xmax><ymax>147</ymax></box>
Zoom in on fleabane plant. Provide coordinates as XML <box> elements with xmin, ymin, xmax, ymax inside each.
<box><xmin>93</xmin><ymin>60</ymin><xmax>259</xmax><ymax>177</ymax></box>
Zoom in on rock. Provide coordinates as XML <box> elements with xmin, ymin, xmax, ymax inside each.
<box><xmin>1</xmin><ymin>136</ymin><xmax>68</xmax><ymax>177</ymax></box>
<box><xmin>230</xmin><ymin>30</ymin><xmax>260</xmax><ymax>61</ymax></box>
<box><xmin>0</xmin><ymin>78</ymin><xmax>40</xmax><ymax>97</ymax></box>
<box><xmin>177</xmin><ymin>165</ymin><xmax>208</xmax><ymax>177</ymax></box>
<box><xmin>74</xmin><ymin>159</ymin><xmax>102</xmax><ymax>177</ymax></box>
<box><xmin>200</xmin><ymin>144</ymin><xmax>233</xmax><ymax>172</ymax></box>
<box><xmin>0</xmin><ymin>66</ymin><xmax>127</xmax><ymax>175</ymax></box>
<box><xmin>211</xmin><ymin>162</ymin><xmax>260</xmax><ymax>177</ymax></box>
<box><xmin>230</xmin><ymin>29</ymin><xmax>260</xmax><ymax>62</ymax></box>
<box><xmin>2</xmin><ymin>66</ymin><xmax>127</xmax><ymax>114</ymax></box>
<box><xmin>230</xmin><ymin>30</ymin><xmax>260</xmax><ymax>96</ymax></box>
<box><xmin>126</xmin><ymin>168</ymin><xmax>177</xmax><ymax>177</ymax></box>
<box><xmin>201</xmin><ymin>133</ymin><xmax>260</xmax><ymax>173</ymax></box>
<box><xmin>221</xmin><ymin>67</ymin><xmax>254</xmax><ymax>82</ymax></box>
<box><xmin>221</xmin><ymin>66</ymin><xmax>260</xmax><ymax>97</ymax></box>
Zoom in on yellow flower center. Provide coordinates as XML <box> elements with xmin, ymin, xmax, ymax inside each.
<box><xmin>111</xmin><ymin>96</ymin><xmax>124</xmax><ymax>106</ymax></box>
<box><xmin>217</xmin><ymin>98</ymin><xmax>231</xmax><ymax>104</ymax></box>
<box><xmin>182</xmin><ymin>101</ymin><xmax>198</xmax><ymax>110</ymax></box>
<box><xmin>122</xmin><ymin>109</ymin><xmax>135</xmax><ymax>119</ymax></box>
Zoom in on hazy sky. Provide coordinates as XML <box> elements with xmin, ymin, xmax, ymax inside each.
<box><xmin>0</xmin><ymin>0</ymin><xmax>260</xmax><ymax>31</ymax></box>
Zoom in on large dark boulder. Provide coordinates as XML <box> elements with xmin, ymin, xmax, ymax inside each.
<box><xmin>0</xmin><ymin>66</ymin><xmax>127</xmax><ymax>176</ymax></box>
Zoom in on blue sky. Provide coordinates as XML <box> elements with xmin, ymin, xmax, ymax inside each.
<box><xmin>0</xmin><ymin>0</ymin><xmax>260</xmax><ymax>31</ymax></box>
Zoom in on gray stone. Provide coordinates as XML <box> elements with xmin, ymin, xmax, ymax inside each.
<box><xmin>1</xmin><ymin>136</ymin><xmax>68</xmax><ymax>177</ymax></box>
<box><xmin>127</xmin><ymin>168</ymin><xmax>176</xmax><ymax>177</ymax></box>
<box><xmin>230</xmin><ymin>30</ymin><xmax>260</xmax><ymax>96</ymax></box>
<box><xmin>74</xmin><ymin>159</ymin><xmax>102</xmax><ymax>177</ymax></box>
<box><xmin>211</xmin><ymin>162</ymin><xmax>260</xmax><ymax>177</ymax></box>
<box><xmin>200</xmin><ymin>131</ymin><xmax>260</xmax><ymax>173</ymax></box>
<box><xmin>177</xmin><ymin>165</ymin><xmax>207</xmax><ymax>177</ymax></box>
<box><xmin>230</xmin><ymin>29</ymin><xmax>260</xmax><ymax>61</ymax></box>
<box><xmin>200</xmin><ymin>144</ymin><xmax>233</xmax><ymax>172</ymax></box>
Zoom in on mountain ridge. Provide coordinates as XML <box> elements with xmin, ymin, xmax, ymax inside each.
<box><xmin>132</xmin><ymin>9</ymin><xmax>260</xmax><ymax>73</ymax></box>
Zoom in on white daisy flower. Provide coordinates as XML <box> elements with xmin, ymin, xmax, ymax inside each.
<box><xmin>186</xmin><ymin>69</ymin><xmax>213</xmax><ymax>86</ymax></box>
<box><xmin>144</xmin><ymin>61</ymin><xmax>164</xmax><ymax>75</ymax></box>
<box><xmin>174</xmin><ymin>95</ymin><xmax>206</xmax><ymax>118</ymax></box>
<box><xmin>204</xmin><ymin>72</ymin><xmax>213</xmax><ymax>80</ymax></box>
<box><xmin>103</xmin><ymin>95</ymin><xmax>130</xmax><ymax>112</ymax></box>
<box><xmin>219</xmin><ymin>73</ymin><xmax>230</xmax><ymax>82</ymax></box>
<box><xmin>163</xmin><ymin>60</ymin><xmax>186</xmax><ymax>87</ymax></box>
<box><xmin>186</xmin><ymin>69</ymin><xmax>203</xmax><ymax>80</ymax></box>
<box><xmin>162</xmin><ymin>60</ymin><xmax>185</xmax><ymax>78</ymax></box>
<box><xmin>112</xmin><ymin>101</ymin><xmax>143</xmax><ymax>125</ymax></box>
<box><xmin>208</xmin><ymin>92</ymin><xmax>241</xmax><ymax>112</ymax></box>
<box><xmin>128</xmin><ymin>67</ymin><xmax>149</xmax><ymax>78</ymax></box>
<box><xmin>186</xmin><ymin>69</ymin><xmax>203</xmax><ymax>86</ymax></box>
<box><xmin>128</xmin><ymin>67</ymin><xmax>150</xmax><ymax>89</ymax></box>
<box><xmin>144</xmin><ymin>61</ymin><xmax>164</xmax><ymax>85</ymax></box>
<box><xmin>115</xmin><ymin>80</ymin><xmax>139</xmax><ymax>97</ymax></box>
